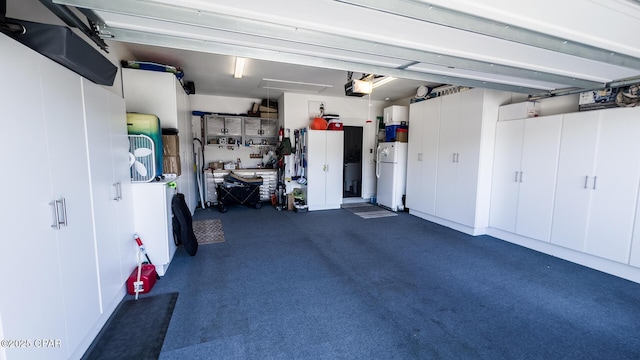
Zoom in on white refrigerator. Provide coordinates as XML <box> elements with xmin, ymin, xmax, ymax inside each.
<box><xmin>376</xmin><ymin>142</ymin><xmax>408</xmax><ymax>211</ymax></box>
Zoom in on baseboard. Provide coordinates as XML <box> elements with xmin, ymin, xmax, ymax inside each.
<box><xmin>487</xmin><ymin>228</ymin><xmax>640</xmax><ymax>284</ymax></box>
<box><xmin>408</xmin><ymin>210</ymin><xmax>485</xmax><ymax>236</ymax></box>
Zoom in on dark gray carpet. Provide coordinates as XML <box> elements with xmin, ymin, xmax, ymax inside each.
<box><xmin>152</xmin><ymin>206</ymin><xmax>640</xmax><ymax>360</ymax></box>
<box><xmin>82</xmin><ymin>292</ymin><xmax>178</xmax><ymax>360</ymax></box>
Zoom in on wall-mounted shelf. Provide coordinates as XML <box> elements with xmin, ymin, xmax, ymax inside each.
<box><xmin>205</xmin><ymin>115</ymin><xmax>278</xmax><ymax>148</ymax></box>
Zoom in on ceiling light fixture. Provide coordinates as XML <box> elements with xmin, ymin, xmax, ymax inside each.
<box><xmin>234</xmin><ymin>57</ymin><xmax>246</xmax><ymax>78</ymax></box>
<box><xmin>372</xmin><ymin>76</ymin><xmax>396</xmax><ymax>89</ymax></box>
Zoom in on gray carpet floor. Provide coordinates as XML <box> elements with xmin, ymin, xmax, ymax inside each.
<box><xmin>142</xmin><ymin>204</ymin><xmax>640</xmax><ymax>360</ymax></box>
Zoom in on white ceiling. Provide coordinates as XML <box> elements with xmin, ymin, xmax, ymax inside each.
<box><xmin>12</xmin><ymin>0</ymin><xmax>640</xmax><ymax>102</ymax></box>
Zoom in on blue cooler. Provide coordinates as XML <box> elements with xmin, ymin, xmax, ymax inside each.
<box><xmin>385</xmin><ymin>124</ymin><xmax>408</xmax><ymax>142</ymax></box>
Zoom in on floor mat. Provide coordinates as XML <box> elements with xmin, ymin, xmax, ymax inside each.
<box><xmin>342</xmin><ymin>203</ymin><xmax>398</xmax><ymax>219</ymax></box>
<box><xmin>193</xmin><ymin>219</ymin><xmax>226</xmax><ymax>244</ymax></box>
<box><xmin>81</xmin><ymin>292</ymin><xmax>178</xmax><ymax>360</ymax></box>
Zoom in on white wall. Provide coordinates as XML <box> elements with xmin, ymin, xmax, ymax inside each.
<box><xmin>282</xmin><ymin>92</ymin><xmax>389</xmax><ymax>199</ymax></box>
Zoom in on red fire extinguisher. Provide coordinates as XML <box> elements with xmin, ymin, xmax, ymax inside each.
<box><xmin>278</xmin><ymin>126</ymin><xmax>284</xmax><ymax>142</ymax></box>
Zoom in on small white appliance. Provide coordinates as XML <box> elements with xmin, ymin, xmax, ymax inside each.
<box><xmin>376</xmin><ymin>142</ymin><xmax>408</xmax><ymax>211</ymax></box>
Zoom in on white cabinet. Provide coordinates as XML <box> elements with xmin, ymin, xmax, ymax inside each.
<box><xmin>131</xmin><ymin>180</ymin><xmax>176</xmax><ymax>276</ymax></box>
<box><xmin>383</xmin><ymin>105</ymin><xmax>408</xmax><ymax>124</ymax></box>
<box><xmin>432</xmin><ymin>89</ymin><xmax>511</xmax><ymax>230</ymax></box>
<box><xmin>0</xmin><ymin>35</ymin><xmax>117</xmax><ymax>359</ymax></box>
<box><xmin>83</xmin><ymin>79</ymin><xmax>136</xmax><ymax>310</ymax></box>
<box><xmin>122</xmin><ymin>68</ymin><xmax>196</xmax><ymax>213</ymax></box>
<box><xmin>489</xmin><ymin>115</ymin><xmax>562</xmax><ymax>241</ymax></box>
<box><xmin>306</xmin><ymin>130</ymin><xmax>344</xmax><ymax>211</ymax></box>
<box><xmin>551</xmin><ymin>108</ymin><xmax>640</xmax><ymax>263</ymax></box>
<box><xmin>406</xmin><ymin>99</ymin><xmax>440</xmax><ymax>215</ymax></box>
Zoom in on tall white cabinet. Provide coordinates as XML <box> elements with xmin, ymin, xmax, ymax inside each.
<box><xmin>489</xmin><ymin>115</ymin><xmax>562</xmax><ymax>241</ymax></box>
<box><xmin>122</xmin><ymin>68</ymin><xmax>196</xmax><ymax>213</ymax></box>
<box><xmin>551</xmin><ymin>108</ymin><xmax>640</xmax><ymax>263</ymax></box>
<box><xmin>405</xmin><ymin>98</ymin><xmax>440</xmax><ymax>215</ymax></box>
<box><xmin>407</xmin><ymin>89</ymin><xmax>511</xmax><ymax>234</ymax></box>
<box><xmin>83</xmin><ymin>79</ymin><xmax>137</xmax><ymax>309</ymax></box>
<box><xmin>306</xmin><ymin>129</ymin><xmax>344</xmax><ymax>211</ymax></box>
<box><xmin>0</xmin><ymin>34</ymin><xmax>134</xmax><ymax>359</ymax></box>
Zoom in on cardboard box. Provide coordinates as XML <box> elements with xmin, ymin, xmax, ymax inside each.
<box><xmin>579</xmin><ymin>88</ymin><xmax>620</xmax><ymax>111</ymax></box>
<box><xmin>162</xmin><ymin>135</ymin><xmax>179</xmax><ymax>156</ymax></box>
<box><xmin>163</xmin><ymin>155</ymin><xmax>181</xmax><ymax>176</ymax></box>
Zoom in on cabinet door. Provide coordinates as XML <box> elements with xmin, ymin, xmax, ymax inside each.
<box><xmin>489</xmin><ymin>119</ymin><xmax>525</xmax><ymax>232</ymax></box>
<box><xmin>419</xmin><ymin>98</ymin><xmax>441</xmax><ymax>215</ymax></box>
<box><xmin>306</xmin><ymin>130</ymin><xmax>327</xmax><ymax>209</ymax></box>
<box><xmin>84</xmin><ymin>80</ymin><xmax>136</xmax><ymax>308</ymax></box>
<box><xmin>516</xmin><ymin>115</ymin><xmax>562</xmax><ymax>241</ymax></box>
<box><xmin>261</xmin><ymin>118</ymin><xmax>278</xmax><ymax>137</ymax></box>
<box><xmin>325</xmin><ymin>131</ymin><xmax>344</xmax><ymax>207</ymax></box>
<box><xmin>207</xmin><ymin>116</ymin><xmax>225</xmax><ymax>135</ymax></box>
<box><xmin>42</xmin><ymin>61</ymin><xmax>102</xmax><ymax>353</ymax></box>
<box><xmin>455</xmin><ymin>90</ymin><xmax>484</xmax><ymax>226</ymax></box>
<box><xmin>83</xmin><ymin>79</ymin><xmax>124</xmax><ymax>311</ymax></box>
<box><xmin>244</xmin><ymin>117</ymin><xmax>261</xmax><ymax>136</ymax></box>
<box><xmin>110</xmin><ymin>95</ymin><xmax>136</xmax><ymax>283</ymax></box>
<box><xmin>551</xmin><ymin>112</ymin><xmax>599</xmax><ymax>251</ymax></box>
<box><xmin>584</xmin><ymin>108</ymin><xmax>640</xmax><ymax>263</ymax></box>
<box><xmin>406</xmin><ymin>101</ymin><xmax>425</xmax><ymax>211</ymax></box>
<box><xmin>0</xmin><ymin>37</ymin><xmax>68</xmax><ymax>360</ymax></box>
<box><xmin>225</xmin><ymin>117</ymin><xmax>243</xmax><ymax>136</ymax></box>
<box><xmin>435</xmin><ymin>92</ymin><xmax>461</xmax><ymax>220</ymax></box>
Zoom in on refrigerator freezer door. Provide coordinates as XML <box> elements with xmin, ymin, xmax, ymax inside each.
<box><xmin>376</xmin><ymin>162</ymin><xmax>397</xmax><ymax>210</ymax></box>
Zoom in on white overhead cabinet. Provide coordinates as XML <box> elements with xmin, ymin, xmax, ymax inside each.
<box><xmin>405</xmin><ymin>98</ymin><xmax>440</xmax><ymax>215</ymax></box>
<box><xmin>122</xmin><ymin>68</ymin><xmax>196</xmax><ymax>213</ymax></box>
<box><xmin>383</xmin><ymin>105</ymin><xmax>408</xmax><ymax>124</ymax></box>
<box><xmin>0</xmin><ymin>34</ymin><xmax>133</xmax><ymax>359</ymax></box>
<box><xmin>489</xmin><ymin>115</ymin><xmax>562</xmax><ymax>241</ymax></box>
<box><xmin>306</xmin><ymin>129</ymin><xmax>344</xmax><ymax>211</ymax></box>
<box><xmin>551</xmin><ymin>108</ymin><xmax>640</xmax><ymax>263</ymax></box>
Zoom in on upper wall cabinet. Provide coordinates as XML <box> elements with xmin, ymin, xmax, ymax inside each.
<box><xmin>551</xmin><ymin>107</ymin><xmax>640</xmax><ymax>264</ymax></box>
<box><xmin>205</xmin><ymin>115</ymin><xmax>278</xmax><ymax>147</ymax></box>
<box><xmin>489</xmin><ymin>115</ymin><xmax>562</xmax><ymax>241</ymax></box>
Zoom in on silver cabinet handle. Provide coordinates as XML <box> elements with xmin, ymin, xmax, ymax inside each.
<box><xmin>118</xmin><ymin>182</ymin><xmax>123</xmax><ymax>200</ymax></box>
<box><xmin>456</xmin><ymin>153</ymin><xmax>460</xmax><ymax>163</ymax></box>
<box><xmin>60</xmin><ymin>197</ymin><xmax>68</xmax><ymax>227</ymax></box>
<box><xmin>50</xmin><ymin>198</ymin><xmax>68</xmax><ymax>229</ymax></box>
<box><xmin>584</xmin><ymin>176</ymin><xmax>589</xmax><ymax>189</ymax></box>
<box><xmin>515</xmin><ymin>171</ymin><xmax>519</xmax><ymax>182</ymax></box>
<box><xmin>519</xmin><ymin>171</ymin><xmax>524</xmax><ymax>183</ymax></box>
<box><xmin>593</xmin><ymin>176</ymin><xmax>597</xmax><ymax>190</ymax></box>
<box><xmin>113</xmin><ymin>183</ymin><xmax>119</xmax><ymax>201</ymax></box>
<box><xmin>453</xmin><ymin>153</ymin><xmax>456</xmax><ymax>162</ymax></box>
<box><xmin>51</xmin><ymin>200</ymin><xmax>61</xmax><ymax>229</ymax></box>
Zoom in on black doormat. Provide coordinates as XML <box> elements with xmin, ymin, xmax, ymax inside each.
<box><xmin>81</xmin><ymin>292</ymin><xmax>179</xmax><ymax>360</ymax></box>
